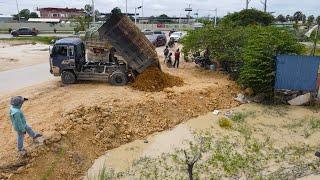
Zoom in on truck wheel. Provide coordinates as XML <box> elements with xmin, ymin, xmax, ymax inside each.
<box><xmin>61</xmin><ymin>71</ymin><xmax>76</xmax><ymax>84</ymax></box>
<box><xmin>110</xmin><ymin>71</ymin><xmax>127</xmax><ymax>86</ymax></box>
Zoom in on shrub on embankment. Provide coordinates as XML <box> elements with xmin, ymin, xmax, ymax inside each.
<box><xmin>182</xmin><ymin>9</ymin><xmax>303</xmax><ymax>99</ymax></box>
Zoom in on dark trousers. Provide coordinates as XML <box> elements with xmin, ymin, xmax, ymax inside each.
<box><xmin>173</xmin><ymin>59</ymin><xmax>179</xmax><ymax>68</ymax></box>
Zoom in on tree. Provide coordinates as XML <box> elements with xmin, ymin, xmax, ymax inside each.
<box><xmin>286</xmin><ymin>15</ymin><xmax>292</xmax><ymax>22</ymax></box>
<box><xmin>307</xmin><ymin>15</ymin><xmax>315</xmax><ymax>28</ymax></box>
<box><xmin>13</xmin><ymin>9</ymin><xmax>38</xmax><ymax>20</ymax></box>
<box><xmin>157</xmin><ymin>14</ymin><xmax>171</xmax><ymax>23</ymax></box>
<box><xmin>238</xmin><ymin>26</ymin><xmax>304</xmax><ymax>98</ymax></box>
<box><xmin>84</xmin><ymin>4</ymin><xmax>92</xmax><ymax>14</ymax></box>
<box><xmin>29</xmin><ymin>12</ymin><xmax>39</xmax><ymax>18</ymax></box>
<box><xmin>302</xmin><ymin>14</ymin><xmax>307</xmax><ymax>24</ymax></box>
<box><xmin>317</xmin><ymin>16</ymin><xmax>320</xmax><ymax>25</ymax></box>
<box><xmin>276</xmin><ymin>14</ymin><xmax>286</xmax><ymax>23</ymax></box>
<box><xmin>220</xmin><ymin>9</ymin><xmax>274</xmax><ymax>27</ymax></box>
<box><xmin>293</xmin><ymin>11</ymin><xmax>303</xmax><ymax>23</ymax></box>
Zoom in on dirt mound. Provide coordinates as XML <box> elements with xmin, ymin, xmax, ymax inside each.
<box><xmin>131</xmin><ymin>66</ymin><xmax>184</xmax><ymax>92</ymax></box>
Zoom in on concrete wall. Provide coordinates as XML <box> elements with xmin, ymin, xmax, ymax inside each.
<box><xmin>0</xmin><ymin>22</ymin><xmax>193</xmax><ymax>33</ymax></box>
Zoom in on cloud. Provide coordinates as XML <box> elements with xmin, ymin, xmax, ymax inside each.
<box><xmin>0</xmin><ymin>0</ymin><xmax>319</xmax><ymax>17</ymax></box>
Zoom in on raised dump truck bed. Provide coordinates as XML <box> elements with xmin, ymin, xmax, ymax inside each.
<box><xmin>98</xmin><ymin>12</ymin><xmax>159</xmax><ymax>74</ymax></box>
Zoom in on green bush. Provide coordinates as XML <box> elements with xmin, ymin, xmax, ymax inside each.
<box><xmin>238</xmin><ymin>26</ymin><xmax>303</xmax><ymax>98</ymax></box>
<box><xmin>220</xmin><ymin>9</ymin><xmax>275</xmax><ymax>27</ymax></box>
<box><xmin>219</xmin><ymin>118</ymin><xmax>233</xmax><ymax>129</ymax></box>
<box><xmin>182</xmin><ymin>26</ymin><xmax>254</xmax><ymax>65</ymax></box>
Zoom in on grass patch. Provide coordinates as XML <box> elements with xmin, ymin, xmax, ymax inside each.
<box><xmin>262</xmin><ymin>105</ymin><xmax>288</xmax><ymax>117</ymax></box>
<box><xmin>309</xmin><ymin>116</ymin><xmax>320</xmax><ymax>129</ymax></box>
<box><xmin>91</xmin><ymin>131</ymin><xmax>318</xmax><ymax>179</ymax></box>
<box><xmin>0</xmin><ymin>36</ymin><xmax>60</xmax><ymax>44</ymax></box>
<box><xmin>233</xmin><ymin>124</ymin><xmax>252</xmax><ymax>139</ymax></box>
<box><xmin>219</xmin><ymin>118</ymin><xmax>233</xmax><ymax>129</ymax></box>
<box><xmin>230</xmin><ymin>111</ymin><xmax>256</xmax><ymax>123</ymax></box>
<box><xmin>283</xmin><ymin>118</ymin><xmax>304</xmax><ymax>129</ymax></box>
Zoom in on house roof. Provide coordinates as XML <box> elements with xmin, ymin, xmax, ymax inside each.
<box><xmin>37</xmin><ymin>7</ymin><xmax>84</xmax><ymax>12</ymax></box>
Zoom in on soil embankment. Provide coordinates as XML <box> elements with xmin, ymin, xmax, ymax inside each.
<box><xmin>0</xmin><ymin>48</ymin><xmax>240</xmax><ymax>179</ymax></box>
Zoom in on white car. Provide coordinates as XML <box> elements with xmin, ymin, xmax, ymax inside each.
<box><xmin>169</xmin><ymin>32</ymin><xmax>183</xmax><ymax>42</ymax></box>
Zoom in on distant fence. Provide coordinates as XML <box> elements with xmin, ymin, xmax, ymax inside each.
<box><xmin>0</xmin><ymin>22</ymin><xmax>193</xmax><ymax>33</ymax></box>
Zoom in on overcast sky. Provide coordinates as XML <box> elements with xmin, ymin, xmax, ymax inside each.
<box><xmin>0</xmin><ymin>0</ymin><xmax>319</xmax><ymax>17</ymax></box>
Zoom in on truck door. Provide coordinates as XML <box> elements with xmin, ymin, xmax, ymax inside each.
<box><xmin>50</xmin><ymin>45</ymin><xmax>69</xmax><ymax>73</ymax></box>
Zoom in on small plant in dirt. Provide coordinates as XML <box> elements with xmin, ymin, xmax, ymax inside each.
<box><xmin>218</xmin><ymin>118</ymin><xmax>233</xmax><ymax>129</ymax></box>
<box><xmin>309</xmin><ymin>117</ymin><xmax>320</xmax><ymax>129</ymax></box>
<box><xmin>230</xmin><ymin>111</ymin><xmax>255</xmax><ymax>123</ymax></box>
<box><xmin>233</xmin><ymin>123</ymin><xmax>252</xmax><ymax>140</ymax></box>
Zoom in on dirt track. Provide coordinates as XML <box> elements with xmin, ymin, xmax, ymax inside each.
<box><xmin>0</xmin><ymin>47</ymin><xmax>240</xmax><ymax>179</ymax></box>
<box><xmin>0</xmin><ymin>42</ymin><xmax>48</xmax><ymax>72</ymax></box>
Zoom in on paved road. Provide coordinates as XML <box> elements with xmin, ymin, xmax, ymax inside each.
<box><xmin>0</xmin><ymin>63</ymin><xmax>54</xmax><ymax>95</ymax></box>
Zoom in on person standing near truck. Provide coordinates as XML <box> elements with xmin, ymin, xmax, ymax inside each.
<box><xmin>173</xmin><ymin>48</ymin><xmax>181</xmax><ymax>68</ymax></box>
<box><xmin>9</xmin><ymin>96</ymin><xmax>42</xmax><ymax>156</ymax></box>
<box><xmin>163</xmin><ymin>46</ymin><xmax>169</xmax><ymax>61</ymax></box>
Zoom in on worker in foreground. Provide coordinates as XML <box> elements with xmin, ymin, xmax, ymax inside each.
<box><xmin>9</xmin><ymin>96</ymin><xmax>42</xmax><ymax>156</ymax></box>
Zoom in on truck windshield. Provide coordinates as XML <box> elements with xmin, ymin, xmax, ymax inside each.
<box><xmin>52</xmin><ymin>45</ymin><xmax>67</xmax><ymax>56</ymax></box>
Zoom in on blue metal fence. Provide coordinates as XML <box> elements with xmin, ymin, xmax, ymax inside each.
<box><xmin>275</xmin><ymin>55</ymin><xmax>320</xmax><ymax>91</ymax></box>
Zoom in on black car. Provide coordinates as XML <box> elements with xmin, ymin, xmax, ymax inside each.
<box><xmin>11</xmin><ymin>27</ymin><xmax>39</xmax><ymax>37</ymax></box>
<box><xmin>146</xmin><ymin>34</ymin><xmax>167</xmax><ymax>47</ymax></box>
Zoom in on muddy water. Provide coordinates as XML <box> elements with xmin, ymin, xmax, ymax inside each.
<box><xmin>85</xmin><ymin>111</ymin><xmax>219</xmax><ymax>179</ymax></box>
<box><xmin>0</xmin><ymin>63</ymin><xmax>55</xmax><ymax>95</ymax></box>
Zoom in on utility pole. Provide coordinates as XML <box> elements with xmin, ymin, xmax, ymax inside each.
<box><xmin>125</xmin><ymin>0</ymin><xmax>128</xmax><ymax>14</ymax></box>
<box><xmin>92</xmin><ymin>0</ymin><xmax>95</xmax><ymax>24</ymax></box>
<box><xmin>214</xmin><ymin>8</ymin><xmax>218</xmax><ymax>27</ymax></box>
<box><xmin>245</xmin><ymin>0</ymin><xmax>251</xmax><ymax>9</ymax></box>
<box><xmin>134</xmin><ymin>6</ymin><xmax>142</xmax><ymax>25</ymax></box>
<box><xmin>141</xmin><ymin>0</ymin><xmax>144</xmax><ymax>17</ymax></box>
<box><xmin>185</xmin><ymin>4</ymin><xmax>192</xmax><ymax>24</ymax></box>
<box><xmin>15</xmin><ymin>0</ymin><xmax>20</xmax><ymax>22</ymax></box>
<box><xmin>260</xmin><ymin>0</ymin><xmax>267</xmax><ymax>12</ymax></box>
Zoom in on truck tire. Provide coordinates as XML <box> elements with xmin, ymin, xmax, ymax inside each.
<box><xmin>61</xmin><ymin>71</ymin><xmax>76</xmax><ymax>84</ymax></box>
<box><xmin>109</xmin><ymin>71</ymin><xmax>127</xmax><ymax>86</ymax></box>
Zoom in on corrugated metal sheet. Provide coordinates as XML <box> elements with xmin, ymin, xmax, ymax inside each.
<box><xmin>275</xmin><ymin>55</ymin><xmax>320</xmax><ymax>91</ymax></box>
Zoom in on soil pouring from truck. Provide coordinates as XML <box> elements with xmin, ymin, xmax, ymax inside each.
<box><xmin>49</xmin><ymin>10</ymin><xmax>160</xmax><ymax>85</ymax></box>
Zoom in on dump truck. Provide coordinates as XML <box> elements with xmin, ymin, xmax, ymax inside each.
<box><xmin>49</xmin><ymin>11</ymin><xmax>159</xmax><ymax>85</ymax></box>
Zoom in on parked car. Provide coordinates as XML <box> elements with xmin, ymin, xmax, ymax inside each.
<box><xmin>142</xmin><ymin>29</ymin><xmax>152</xmax><ymax>33</ymax></box>
<box><xmin>169</xmin><ymin>31</ymin><xmax>183</xmax><ymax>42</ymax></box>
<box><xmin>11</xmin><ymin>27</ymin><xmax>39</xmax><ymax>37</ymax></box>
<box><xmin>169</xmin><ymin>29</ymin><xmax>176</xmax><ymax>37</ymax></box>
<box><xmin>153</xmin><ymin>30</ymin><xmax>167</xmax><ymax>43</ymax></box>
<box><xmin>145</xmin><ymin>32</ymin><xmax>167</xmax><ymax>47</ymax></box>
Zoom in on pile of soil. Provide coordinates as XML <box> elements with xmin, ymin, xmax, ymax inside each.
<box><xmin>131</xmin><ymin>66</ymin><xmax>184</xmax><ymax>92</ymax></box>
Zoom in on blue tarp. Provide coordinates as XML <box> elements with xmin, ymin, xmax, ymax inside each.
<box><xmin>275</xmin><ymin>55</ymin><xmax>320</xmax><ymax>91</ymax></box>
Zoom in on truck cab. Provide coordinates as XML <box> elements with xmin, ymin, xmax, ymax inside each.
<box><xmin>50</xmin><ymin>38</ymin><xmax>128</xmax><ymax>85</ymax></box>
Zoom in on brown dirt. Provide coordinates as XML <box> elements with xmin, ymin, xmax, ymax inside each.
<box><xmin>0</xmin><ymin>46</ymin><xmax>240</xmax><ymax>180</ymax></box>
<box><xmin>131</xmin><ymin>65</ymin><xmax>184</xmax><ymax>92</ymax></box>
